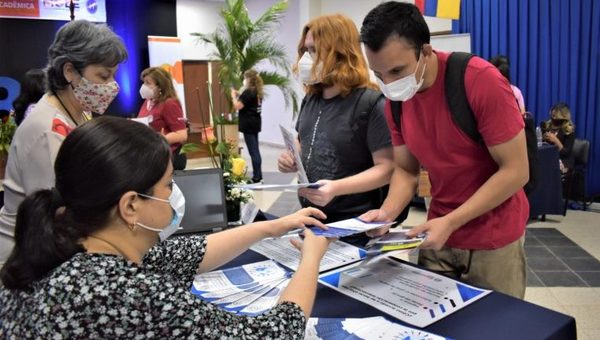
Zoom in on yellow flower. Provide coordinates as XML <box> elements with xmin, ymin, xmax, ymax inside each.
<box><xmin>231</xmin><ymin>158</ymin><xmax>246</xmax><ymax>176</ymax></box>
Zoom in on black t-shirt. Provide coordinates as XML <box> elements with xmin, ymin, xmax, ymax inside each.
<box><xmin>541</xmin><ymin>120</ymin><xmax>576</xmax><ymax>169</ymax></box>
<box><xmin>295</xmin><ymin>88</ymin><xmax>391</xmax><ymax>222</ymax></box>
<box><xmin>238</xmin><ymin>89</ymin><xmax>261</xmax><ymax>134</ymax></box>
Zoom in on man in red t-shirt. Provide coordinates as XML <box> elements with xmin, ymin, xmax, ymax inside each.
<box><xmin>359</xmin><ymin>2</ymin><xmax>529</xmax><ymax>298</ymax></box>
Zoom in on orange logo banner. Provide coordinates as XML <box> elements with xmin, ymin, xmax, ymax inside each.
<box><xmin>0</xmin><ymin>0</ymin><xmax>40</xmax><ymax>18</ymax></box>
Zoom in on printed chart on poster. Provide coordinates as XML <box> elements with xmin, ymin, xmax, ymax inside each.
<box><xmin>319</xmin><ymin>256</ymin><xmax>491</xmax><ymax>328</ymax></box>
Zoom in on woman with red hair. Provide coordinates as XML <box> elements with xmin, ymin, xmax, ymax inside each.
<box><xmin>278</xmin><ymin>14</ymin><xmax>394</xmax><ymax>232</ymax></box>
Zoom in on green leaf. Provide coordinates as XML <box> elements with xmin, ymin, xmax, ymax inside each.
<box><xmin>191</xmin><ymin>0</ymin><xmax>297</xmax><ymax>115</ymax></box>
<box><xmin>215</xmin><ymin>142</ymin><xmax>229</xmax><ymax>155</ymax></box>
<box><xmin>180</xmin><ymin>143</ymin><xmax>200</xmax><ymax>154</ymax></box>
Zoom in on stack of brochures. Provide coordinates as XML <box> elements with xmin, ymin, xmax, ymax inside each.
<box><xmin>192</xmin><ymin>260</ymin><xmax>291</xmax><ymax>316</ymax></box>
<box><xmin>305</xmin><ymin>316</ymin><xmax>448</xmax><ymax>340</ymax></box>
<box><xmin>363</xmin><ymin>230</ymin><xmax>426</xmax><ymax>255</ymax></box>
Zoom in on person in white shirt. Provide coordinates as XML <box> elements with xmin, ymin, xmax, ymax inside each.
<box><xmin>0</xmin><ymin>20</ymin><xmax>127</xmax><ymax>264</ymax></box>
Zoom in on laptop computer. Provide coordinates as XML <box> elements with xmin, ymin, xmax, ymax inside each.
<box><xmin>172</xmin><ymin>168</ymin><xmax>228</xmax><ymax>235</ymax></box>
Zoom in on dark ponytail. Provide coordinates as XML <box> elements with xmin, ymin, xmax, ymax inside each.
<box><xmin>0</xmin><ymin>190</ymin><xmax>83</xmax><ymax>290</ymax></box>
<box><xmin>0</xmin><ymin>116</ymin><xmax>170</xmax><ymax>291</ymax></box>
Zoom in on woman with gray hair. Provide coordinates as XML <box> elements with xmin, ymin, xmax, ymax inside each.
<box><xmin>0</xmin><ymin>20</ymin><xmax>127</xmax><ymax>263</ymax></box>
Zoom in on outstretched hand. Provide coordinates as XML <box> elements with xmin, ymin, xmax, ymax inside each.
<box><xmin>271</xmin><ymin>207</ymin><xmax>327</xmax><ymax>237</ymax></box>
<box><xmin>290</xmin><ymin>228</ymin><xmax>332</xmax><ymax>260</ymax></box>
<box><xmin>359</xmin><ymin>209</ymin><xmax>393</xmax><ymax>237</ymax></box>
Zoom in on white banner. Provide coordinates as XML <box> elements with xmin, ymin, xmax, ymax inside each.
<box><xmin>147</xmin><ymin>36</ymin><xmax>186</xmax><ymax>117</ymax></box>
<box><xmin>0</xmin><ymin>0</ymin><xmax>106</xmax><ymax>22</ymax></box>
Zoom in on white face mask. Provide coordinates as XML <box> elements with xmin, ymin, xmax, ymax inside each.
<box><xmin>139</xmin><ymin>84</ymin><xmax>155</xmax><ymax>100</ymax></box>
<box><xmin>136</xmin><ymin>183</ymin><xmax>186</xmax><ymax>241</ymax></box>
<box><xmin>297</xmin><ymin>51</ymin><xmax>322</xmax><ymax>85</ymax></box>
<box><xmin>377</xmin><ymin>54</ymin><xmax>427</xmax><ymax>102</ymax></box>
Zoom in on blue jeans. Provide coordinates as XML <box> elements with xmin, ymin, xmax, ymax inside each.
<box><xmin>244</xmin><ymin>133</ymin><xmax>262</xmax><ymax>180</ymax></box>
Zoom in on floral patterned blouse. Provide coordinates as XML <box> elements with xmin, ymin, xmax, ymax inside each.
<box><xmin>0</xmin><ymin>235</ymin><xmax>306</xmax><ymax>339</ymax></box>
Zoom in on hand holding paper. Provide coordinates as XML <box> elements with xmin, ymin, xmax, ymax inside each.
<box><xmin>272</xmin><ymin>207</ymin><xmax>328</xmax><ymax>237</ymax></box>
<box><xmin>407</xmin><ymin>216</ymin><xmax>454</xmax><ymax>250</ymax></box>
<box><xmin>359</xmin><ymin>208</ymin><xmax>395</xmax><ymax>237</ymax></box>
<box><xmin>298</xmin><ymin>179</ymin><xmax>337</xmax><ymax>207</ymax></box>
<box><xmin>279</xmin><ymin>125</ymin><xmax>309</xmax><ymax>183</ymax></box>
<box><xmin>289</xmin><ymin>228</ymin><xmax>333</xmax><ymax>261</ymax></box>
<box><xmin>364</xmin><ymin>229</ymin><xmax>427</xmax><ymax>255</ymax></box>
<box><xmin>277</xmin><ymin>149</ymin><xmax>298</xmax><ymax>173</ymax></box>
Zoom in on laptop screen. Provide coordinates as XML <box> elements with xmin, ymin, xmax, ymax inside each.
<box><xmin>173</xmin><ymin>168</ymin><xmax>228</xmax><ymax>234</ymax></box>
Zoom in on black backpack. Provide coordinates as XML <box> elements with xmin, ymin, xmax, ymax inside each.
<box><xmin>390</xmin><ymin>52</ymin><xmax>538</xmax><ymax>194</ymax></box>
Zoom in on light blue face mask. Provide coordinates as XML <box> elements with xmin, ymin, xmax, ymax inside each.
<box><xmin>136</xmin><ymin>183</ymin><xmax>186</xmax><ymax>241</ymax></box>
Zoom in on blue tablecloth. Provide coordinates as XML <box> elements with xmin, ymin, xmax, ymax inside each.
<box><xmin>529</xmin><ymin>144</ymin><xmax>564</xmax><ymax>218</ymax></box>
<box><xmin>221</xmin><ymin>250</ymin><xmax>576</xmax><ymax>340</ymax></box>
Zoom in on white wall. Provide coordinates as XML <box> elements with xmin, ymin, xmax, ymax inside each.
<box><xmin>177</xmin><ymin>0</ymin><xmax>223</xmax><ymax>60</ymax></box>
<box><xmin>245</xmin><ymin>0</ymin><xmax>303</xmax><ymax>144</ymax></box>
<box><xmin>175</xmin><ymin>0</ymin><xmax>459</xmax><ymax>145</ymax></box>
<box><xmin>319</xmin><ymin>0</ymin><xmax>452</xmax><ymax>34</ymax></box>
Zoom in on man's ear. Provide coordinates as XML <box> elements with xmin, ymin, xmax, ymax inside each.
<box><xmin>118</xmin><ymin>191</ymin><xmax>140</xmax><ymax>227</ymax></box>
<box><xmin>421</xmin><ymin>43</ymin><xmax>433</xmax><ymax>57</ymax></box>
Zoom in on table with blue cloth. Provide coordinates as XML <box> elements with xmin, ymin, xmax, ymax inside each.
<box><xmin>529</xmin><ymin>144</ymin><xmax>564</xmax><ymax>219</ymax></box>
<box><xmin>220</xmin><ymin>250</ymin><xmax>576</xmax><ymax>340</ymax></box>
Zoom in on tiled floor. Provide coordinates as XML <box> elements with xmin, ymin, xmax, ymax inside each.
<box><xmin>190</xmin><ymin>142</ymin><xmax>600</xmax><ymax>339</ymax></box>
<box><xmin>526</xmin><ymin>228</ymin><xmax>600</xmax><ymax>287</ymax></box>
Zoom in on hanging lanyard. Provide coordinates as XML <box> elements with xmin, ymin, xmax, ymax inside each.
<box><xmin>54</xmin><ymin>93</ymin><xmax>89</xmax><ymax>126</ymax></box>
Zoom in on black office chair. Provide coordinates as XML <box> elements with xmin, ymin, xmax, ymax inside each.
<box><xmin>563</xmin><ymin>138</ymin><xmax>590</xmax><ymax>214</ymax></box>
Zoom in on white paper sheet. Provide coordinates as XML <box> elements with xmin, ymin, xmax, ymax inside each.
<box><xmin>310</xmin><ymin>218</ymin><xmax>395</xmax><ymax>238</ymax></box>
<box><xmin>319</xmin><ymin>256</ymin><xmax>491</xmax><ymax>328</ymax></box>
<box><xmin>250</xmin><ymin>236</ymin><xmax>367</xmax><ymax>272</ymax></box>
<box><xmin>130</xmin><ymin>116</ymin><xmax>152</xmax><ymax>126</ymax></box>
<box><xmin>235</xmin><ymin>183</ymin><xmax>321</xmax><ymax>191</ymax></box>
<box><xmin>279</xmin><ymin>124</ymin><xmax>309</xmax><ymax>183</ymax></box>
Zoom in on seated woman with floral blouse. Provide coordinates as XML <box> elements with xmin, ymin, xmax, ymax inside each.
<box><xmin>0</xmin><ymin>116</ymin><xmax>331</xmax><ymax>338</ymax></box>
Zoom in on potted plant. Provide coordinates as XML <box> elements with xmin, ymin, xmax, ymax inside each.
<box><xmin>218</xmin><ymin>141</ymin><xmax>253</xmax><ymax>222</ymax></box>
<box><xmin>0</xmin><ymin>113</ymin><xmax>17</xmax><ymax>179</ymax></box>
<box><xmin>192</xmin><ymin>0</ymin><xmax>299</xmax><ymax>114</ymax></box>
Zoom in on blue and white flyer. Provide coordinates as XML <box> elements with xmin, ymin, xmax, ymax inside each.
<box><xmin>305</xmin><ymin>316</ymin><xmax>449</xmax><ymax>340</ymax></box>
<box><xmin>192</xmin><ymin>260</ymin><xmax>289</xmax><ymax>295</ymax></box>
<box><xmin>319</xmin><ymin>256</ymin><xmax>491</xmax><ymax>328</ymax></box>
<box><xmin>309</xmin><ymin>218</ymin><xmax>395</xmax><ymax>238</ymax></box>
<box><xmin>250</xmin><ymin>236</ymin><xmax>368</xmax><ymax>272</ymax></box>
<box><xmin>191</xmin><ymin>260</ymin><xmax>293</xmax><ymax>315</ymax></box>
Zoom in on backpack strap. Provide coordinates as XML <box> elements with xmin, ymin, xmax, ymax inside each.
<box><xmin>351</xmin><ymin>88</ymin><xmax>383</xmax><ymax>133</ymax></box>
<box><xmin>445</xmin><ymin>52</ymin><xmax>482</xmax><ymax>144</ymax></box>
<box><xmin>391</xmin><ymin>100</ymin><xmax>402</xmax><ymax>130</ymax></box>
